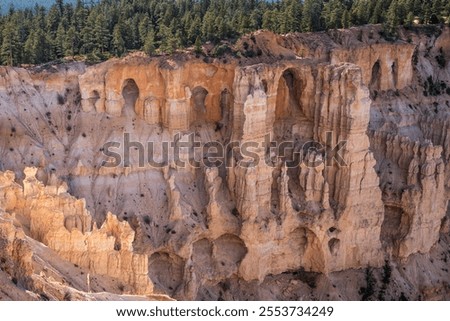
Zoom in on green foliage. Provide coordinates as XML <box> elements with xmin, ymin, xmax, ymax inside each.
<box><xmin>158</xmin><ymin>24</ymin><xmax>179</xmax><ymax>54</ymax></box>
<box><xmin>212</xmin><ymin>44</ymin><xmax>233</xmax><ymax>57</ymax></box>
<box><xmin>1</xmin><ymin>21</ymin><xmax>20</xmax><ymax>65</ymax></box>
<box><xmin>0</xmin><ymin>0</ymin><xmax>448</xmax><ymax>66</ymax></box>
<box><xmin>302</xmin><ymin>0</ymin><xmax>324</xmax><ymax>32</ymax></box>
<box><xmin>359</xmin><ymin>267</ymin><xmax>376</xmax><ymax>301</ymax></box>
<box><xmin>378</xmin><ymin>260</ymin><xmax>392</xmax><ymax>300</ymax></box>
<box><xmin>382</xmin><ymin>260</ymin><xmax>392</xmax><ymax>285</ymax></box>
<box><xmin>384</xmin><ymin>0</ymin><xmax>403</xmax><ymax>38</ymax></box>
<box><xmin>63</xmin><ymin>26</ymin><xmax>78</xmax><ymax>58</ymax></box>
<box><xmin>436</xmin><ymin>48</ymin><xmax>446</xmax><ymax>68</ymax></box>
<box><xmin>24</xmin><ymin>29</ymin><xmax>53</xmax><ymax>64</ymax></box>
<box><xmin>423</xmin><ymin>76</ymin><xmax>447</xmax><ymax>96</ymax></box>
<box><xmin>323</xmin><ymin>0</ymin><xmax>346</xmax><ymax>29</ymax></box>
<box><xmin>194</xmin><ymin>36</ymin><xmax>202</xmax><ymax>54</ymax></box>
<box><xmin>112</xmin><ymin>24</ymin><xmax>125</xmax><ymax>56</ymax></box>
<box><xmin>405</xmin><ymin>12</ymin><xmax>415</xmax><ymax>26</ymax></box>
<box><xmin>143</xmin><ymin>29</ymin><xmax>156</xmax><ymax>56</ymax></box>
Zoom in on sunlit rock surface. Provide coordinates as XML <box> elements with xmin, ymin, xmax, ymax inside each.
<box><xmin>0</xmin><ymin>25</ymin><xmax>449</xmax><ymax>300</ymax></box>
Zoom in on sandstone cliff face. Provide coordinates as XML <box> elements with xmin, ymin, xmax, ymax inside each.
<box><xmin>228</xmin><ymin>62</ymin><xmax>384</xmax><ymax>280</ymax></box>
<box><xmin>78</xmin><ymin>57</ymin><xmax>235</xmax><ymax>131</ymax></box>
<box><xmin>0</xmin><ymin>168</ymin><xmax>152</xmax><ymax>296</ymax></box>
<box><xmin>0</xmin><ymin>25</ymin><xmax>449</xmax><ymax>300</ymax></box>
<box><xmin>371</xmin><ymin>132</ymin><xmax>447</xmax><ymax>259</ymax></box>
<box><xmin>0</xmin><ymin>213</ymin><xmax>33</xmax><ymax>290</ymax></box>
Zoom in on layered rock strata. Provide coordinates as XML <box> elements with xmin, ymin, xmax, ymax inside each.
<box><xmin>0</xmin><ymin>25</ymin><xmax>448</xmax><ymax>300</ymax></box>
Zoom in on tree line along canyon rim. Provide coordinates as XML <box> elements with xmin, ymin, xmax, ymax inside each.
<box><xmin>0</xmin><ymin>23</ymin><xmax>449</xmax><ymax>301</ymax></box>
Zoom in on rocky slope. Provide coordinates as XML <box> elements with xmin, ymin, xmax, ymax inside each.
<box><xmin>0</xmin><ymin>25</ymin><xmax>449</xmax><ymax>300</ymax></box>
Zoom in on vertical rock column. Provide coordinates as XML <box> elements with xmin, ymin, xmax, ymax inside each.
<box><xmin>317</xmin><ymin>64</ymin><xmax>384</xmax><ymax>272</ymax></box>
<box><xmin>228</xmin><ymin>66</ymin><xmax>276</xmax><ymax>280</ymax></box>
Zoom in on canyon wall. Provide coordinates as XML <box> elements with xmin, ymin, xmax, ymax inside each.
<box><xmin>0</xmin><ymin>25</ymin><xmax>449</xmax><ymax>300</ymax></box>
<box><xmin>0</xmin><ymin>168</ymin><xmax>152</xmax><ymax>295</ymax></box>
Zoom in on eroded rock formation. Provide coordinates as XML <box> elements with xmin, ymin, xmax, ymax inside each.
<box><xmin>0</xmin><ymin>25</ymin><xmax>449</xmax><ymax>300</ymax></box>
<box><xmin>0</xmin><ymin>167</ymin><xmax>152</xmax><ymax>295</ymax></box>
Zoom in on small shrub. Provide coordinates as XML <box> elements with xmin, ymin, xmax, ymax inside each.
<box><xmin>436</xmin><ymin>48</ymin><xmax>446</xmax><ymax>68</ymax></box>
<box><xmin>214</xmin><ymin>122</ymin><xmax>223</xmax><ymax>132</ymax></box>
<box><xmin>57</xmin><ymin>94</ymin><xmax>65</xmax><ymax>105</ymax></box>
<box><xmin>424</xmin><ymin>76</ymin><xmax>443</xmax><ymax>96</ymax></box>
<box><xmin>399</xmin><ymin>292</ymin><xmax>408</xmax><ymax>301</ymax></box>
<box><xmin>212</xmin><ymin>44</ymin><xmax>232</xmax><ymax>57</ymax></box>
<box><xmin>243</xmin><ymin>49</ymin><xmax>256</xmax><ymax>58</ymax></box>
<box><xmin>359</xmin><ymin>267</ymin><xmax>376</xmax><ymax>301</ymax></box>
<box><xmin>412</xmin><ymin>50</ymin><xmax>419</xmax><ymax>66</ymax></box>
<box><xmin>382</xmin><ymin>260</ymin><xmax>392</xmax><ymax>285</ymax></box>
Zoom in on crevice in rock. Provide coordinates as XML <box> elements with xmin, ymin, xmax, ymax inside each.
<box><xmin>122</xmin><ymin>79</ymin><xmax>139</xmax><ymax>116</ymax></box>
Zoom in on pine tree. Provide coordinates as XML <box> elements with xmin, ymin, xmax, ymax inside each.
<box><xmin>112</xmin><ymin>24</ymin><xmax>125</xmax><ymax>56</ymax></box>
<box><xmin>215</xmin><ymin>16</ymin><xmax>229</xmax><ymax>41</ymax></box>
<box><xmin>262</xmin><ymin>10</ymin><xmax>279</xmax><ymax>33</ymax></box>
<box><xmin>302</xmin><ymin>0</ymin><xmax>323</xmax><ymax>32</ymax></box>
<box><xmin>422</xmin><ymin>1</ymin><xmax>432</xmax><ymax>24</ymax></box>
<box><xmin>370</xmin><ymin>0</ymin><xmax>384</xmax><ymax>24</ymax></box>
<box><xmin>194</xmin><ymin>36</ymin><xmax>202</xmax><ymax>54</ymax></box>
<box><xmin>201</xmin><ymin>10</ymin><xmax>216</xmax><ymax>41</ymax></box>
<box><xmin>23</xmin><ymin>32</ymin><xmax>34</xmax><ymax>64</ymax></box>
<box><xmin>24</xmin><ymin>29</ymin><xmax>52</xmax><ymax>64</ymax></box>
<box><xmin>158</xmin><ymin>24</ymin><xmax>173</xmax><ymax>54</ymax></box>
<box><xmin>249</xmin><ymin>8</ymin><xmax>263</xmax><ymax>31</ymax></box>
<box><xmin>74</xmin><ymin>0</ymin><xmax>87</xmax><ymax>31</ymax></box>
<box><xmin>63</xmin><ymin>26</ymin><xmax>78</xmax><ymax>58</ymax></box>
<box><xmin>143</xmin><ymin>28</ymin><xmax>155</xmax><ymax>55</ymax></box>
<box><xmin>405</xmin><ymin>11</ymin><xmax>415</xmax><ymax>26</ymax></box>
<box><xmin>351</xmin><ymin>0</ymin><xmax>370</xmax><ymax>25</ymax></box>
<box><xmin>412</xmin><ymin>0</ymin><xmax>422</xmax><ymax>16</ymax></box>
<box><xmin>138</xmin><ymin>15</ymin><xmax>150</xmax><ymax>45</ymax></box>
<box><xmin>237</xmin><ymin>11</ymin><xmax>251</xmax><ymax>34</ymax></box>
<box><xmin>323</xmin><ymin>0</ymin><xmax>345</xmax><ymax>29</ymax></box>
<box><xmin>55</xmin><ymin>23</ymin><xmax>66</xmax><ymax>58</ymax></box>
<box><xmin>342</xmin><ymin>9</ymin><xmax>351</xmax><ymax>28</ymax></box>
<box><xmin>431</xmin><ymin>0</ymin><xmax>444</xmax><ymax>18</ymax></box>
<box><xmin>1</xmin><ymin>22</ymin><xmax>19</xmax><ymax>66</ymax></box>
<box><xmin>386</xmin><ymin>0</ymin><xmax>400</xmax><ymax>36</ymax></box>
<box><xmin>81</xmin><ymin>10</ymin><xmax>96</xmax><ymax>54</ymax></box>
<box><xmin>94</xmin><ymin>12</ymin><xmax>110</xmax><ymax>53</ymax></box>
<box><xmin>46</xmin><ymin>5</ymin><xmax>61</xmax><ymax>35</ymax></box>
<box><xmin>187</xmin><ymin>16</ymin><xmax>202</xmax><ymax>44</ymax></box>
<box><xmin>281</xmin><ymin>0</ymin><xmax>302</xmax><ymax>33</ymax></box>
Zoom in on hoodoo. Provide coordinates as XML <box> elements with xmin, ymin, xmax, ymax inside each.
<box><xmin>0</xmin><ymin>25</ymin><xmax>449</xmax><ymax>300</ymax></box>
